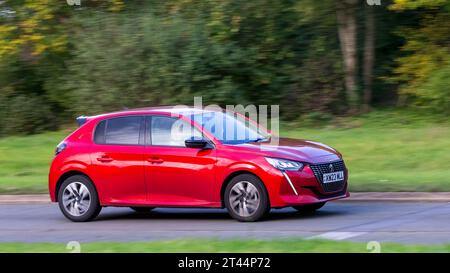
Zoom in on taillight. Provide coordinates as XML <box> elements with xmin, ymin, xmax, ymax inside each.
<box><xmin>55</xmin><ymin>142</ymin><xmax>67</xmax><ymax>156</ymax></box>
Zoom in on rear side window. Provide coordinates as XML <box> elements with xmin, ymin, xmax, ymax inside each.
<box><xmin>94</xmin><ymin>116</ymin><xmax>142</xmax><ymax>145</ymax></box>
<box><xmin>94</xmin><ymin>120</ymin><xmax>106</xmax><ymax>143</ymax></box>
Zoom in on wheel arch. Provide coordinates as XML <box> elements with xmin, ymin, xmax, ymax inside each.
<box><xmin>55</xmin><ymin>171</ymin><xmax>95</xmax><ymax>202</ymax></box>
<box><xmin>220</xmin><ymin>170</ymin><xmax>270</xmax><ymax>208</ymax></box>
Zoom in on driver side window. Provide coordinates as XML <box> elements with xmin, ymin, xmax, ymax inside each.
<box><xmin>150</xmin><ymin>116</ymin><xmax>202</xmax><ymax>147</ymax></box>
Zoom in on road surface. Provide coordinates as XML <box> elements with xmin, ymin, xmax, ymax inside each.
<box><xmin>0</xmin><ymin>201</ymin><xmax>449</xmax><ymax>244</ymax></box>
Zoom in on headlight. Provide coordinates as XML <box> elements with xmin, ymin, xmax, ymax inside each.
<box><xmin>265</xmin><ymin>157</ymin><xmax>304</xmax><ymax>171</ymax></box>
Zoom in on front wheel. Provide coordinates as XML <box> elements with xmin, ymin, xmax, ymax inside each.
<box><xmin>224</xmin><ymin>174</ymin><xmax>270</xmax><ymax>222</ymax></box>
<box><xmin>58</xmin><ymin>175</ymin><xmax>101</xmax><ymax>222</ymax></box>
<box><xmin>292</xmin><ymin>202</ymin><xmax>326</xmax><ymax>213</ymax></box>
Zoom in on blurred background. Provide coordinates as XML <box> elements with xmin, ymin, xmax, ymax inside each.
<box><xmin>0</xmin><ymin>0</ymin><xmax>449</xmax><ymax>194</ymax></box>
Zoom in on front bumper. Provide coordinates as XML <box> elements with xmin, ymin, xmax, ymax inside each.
<box><xmin>277</xmin><ymin>186</ymin><xmax>349</xmax><ymax>206</ymax></box>
<box><xmin>267</xmin><ymin>164</ymin><xmax>349</xmax><ymax>207</ymax></box>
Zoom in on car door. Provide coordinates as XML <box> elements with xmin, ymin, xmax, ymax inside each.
<box><xmin>144</xmin><ymin>115</ymin><xmax>217</xmax><ymax>206</ymax></box>
<box><xmin>90</xmin><ymin>115</ymin><xmax>147</xmax><ymax>205</ymax></box>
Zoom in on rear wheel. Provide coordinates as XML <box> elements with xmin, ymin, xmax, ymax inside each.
<box><xmin>130</xmin><ymin>207</ymin><xmax>154</xmax><ymax>213</ymax></box>
<box><xmin>292</xmin><ymin>202</ymin><xmax>326</xmax><ymax>213</ymax></box>
<box><xmin>58</xmin><ymin>175</ymin><xmax>101</xmax><ymax>222</ymax></box>
<box><xmin>224</xmin><ymin>174</ymin><xmax>269</xmax><ymax>222</ymax></box>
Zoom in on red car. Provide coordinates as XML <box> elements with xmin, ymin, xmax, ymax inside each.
<box><xmin>49</xmin><ymin>107</ymin><xmax>349</xmax><ymax>222</ymax></box>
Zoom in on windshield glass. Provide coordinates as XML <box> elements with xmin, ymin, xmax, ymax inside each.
<box><xmin>190</xmin><ymin>111</ymin><xmax>270</xmax><ymax>144</ymax></box>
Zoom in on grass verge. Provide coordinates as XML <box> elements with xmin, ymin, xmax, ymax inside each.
<box><xmin>0</xmin><ymin>239</ymin><xmax>449</xmax><ymax>253</ymax></box>
<box><xmin>0</xmin><ymin>110</ymin><xmax>449</xmax><ymax>193</ymax></box>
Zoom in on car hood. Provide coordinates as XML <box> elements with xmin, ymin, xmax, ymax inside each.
<box><xmin>233</xmin><ymin>138</ymin><xmax>342</xmax><ymax>164</ymax></box>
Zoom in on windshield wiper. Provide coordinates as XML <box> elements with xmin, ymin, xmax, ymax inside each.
<box><xmin>248</xmin><ymin>136</ymin><xmax>270</xmax><ymax>143</ymax></box>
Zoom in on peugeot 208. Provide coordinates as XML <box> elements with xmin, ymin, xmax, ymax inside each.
<box><xmin>49</xmin><ymin>107</ymin><xmax>349</xmax><ymax>222</ymax></box>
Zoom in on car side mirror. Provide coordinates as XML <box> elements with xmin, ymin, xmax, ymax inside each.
<box><xmin>185</xmin><ymin>137</ymin><xmax>213</xmax><ymax>149</ymax></box>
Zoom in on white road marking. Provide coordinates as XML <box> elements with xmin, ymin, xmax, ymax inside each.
<box><xmin>307</xmin><ymin>232</ymin><xmax>367</xmax><ymax>241</ymax></box>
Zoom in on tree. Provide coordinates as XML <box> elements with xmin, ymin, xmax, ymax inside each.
<box><xmin>0</xmin><ymin>0</ymin><xmax>127</xmax><ymax>135</ymax></box>
<box><xmin>362</xmin><ymin>3</ymin><xmax>375</xmax><ymax>112</ymax></box>
<box><xmin>336</xmin><ymin>0</ymin><xmax>359</xmax><ymax>112</ymax></box>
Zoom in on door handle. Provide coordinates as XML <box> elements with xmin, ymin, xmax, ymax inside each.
<box><xmin>147</xmin><ymin>157</ymin><xmax>164</xmax><ymax>164</ymax></box>
<box><xmin>97</xmin><ymin>155</ymin><xmax>113</xmax><ymax>162</ymax></box>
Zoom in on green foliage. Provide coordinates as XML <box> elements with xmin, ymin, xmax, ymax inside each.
<box><xmin>54</xmin><ymin>1</ymin><xmax>344</xmax><ymax>117</ymax></box>
<box><xmin>416</xmin><ymin>62</ymin><xmax>450</xmax><ymax>114</ymax></box>
<box><xmin>389</xmin><ymin>1</ymin><xmax>450</xmax><ymax>112</ymax></box>
<box><xmin>0</xmin><ymin>0</ymin><xmax>68</xmax><ymax>58</ymax></box>
<box><xmin>0</xmin><ymin>0</ymin><xmax>449</xmax><ymax>136</ymax></box>
<box><xmin>390</xmin><ymin>0</ymin><xmax>449</xmax><ymax>10</ymax></box>
<box><xmin>0</xmin><ymin>94</ymin><xmax>55</xmax><ymax>136</ymax></box>
<box><xmin>0</xmin><ymin>55</ymin><xmax>56</xmax><ymax>136</ymax></box>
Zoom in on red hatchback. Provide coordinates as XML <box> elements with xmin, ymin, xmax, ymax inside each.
<box><xmin>49</xmin><ymin>107</ymin><xmax>349</xmax><ymax>222</ymax></box>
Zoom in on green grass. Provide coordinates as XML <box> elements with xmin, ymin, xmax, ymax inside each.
<box><xmin>282</xmin><ymin>110</ymin><xmax>450</xmax><ymax>191</ymax></box>
<box><xmin>0</xmin><ymin>239</ymin><xmax>449</xmax><ymax>253</ymax></box>
<box><xmin>0</xmin><ymin>110</ymin><xmax>449</xmax><ymax>194</ymax></box>
<box><xmin>0</xmin><ymin>130</ymin><xmax>69</xmax><ymax>194</ymax></box>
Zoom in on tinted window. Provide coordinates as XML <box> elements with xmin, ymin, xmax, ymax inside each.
<box><xmin>94</xmin><ymin>120</ymin><xmax>106</xmax><ymax>143</ymax></box>
<box><xmin>150</xmin><ymin>116</ymin><xmax>201</xmax><ymax>147</ymax></box>
<box><xmin>102</xmin><ymin>116</ymin><xmax>142</xmax><ymax>145</ymax></box>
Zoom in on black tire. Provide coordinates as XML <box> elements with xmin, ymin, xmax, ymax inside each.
<box><xmin>130</xmin><ymin>207</ymin><xmax>154</xmax><ymax>213</ymax></box>
<box><xmin>292</xmin><ymin>202</ymin><xmax>326</xmax><ymax>213</ymax></box>
<box><xmin>224</xmin><ymin>174</ymin><xmax>270</xmax><ymax>222</ymax></box>
<box><xmin>57</xmin><ymin>175</ymin><xmax>101</xmax><ymax>222</ymax></box>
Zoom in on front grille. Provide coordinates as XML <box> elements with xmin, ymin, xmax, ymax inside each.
<box><xmin>310</xmin><ymin>160</ymin><xmax>346</xmax><ymax>193</ymax></box>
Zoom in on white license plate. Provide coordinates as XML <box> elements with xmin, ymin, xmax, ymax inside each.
<box><xmin>322</xmin><ymin>171</ymin><xmax>344</xmax><ymax>183</ymax></box>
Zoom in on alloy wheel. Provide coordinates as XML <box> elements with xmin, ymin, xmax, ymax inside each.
<box><xmin>229</xmin><ymin>181</ymin><xmax>260</xmax><ymax>217</ymax></box>
<box><xmin>62</xmin><ymin>182</ymin><xmax>91</xmax><ymax>217</ymax></box>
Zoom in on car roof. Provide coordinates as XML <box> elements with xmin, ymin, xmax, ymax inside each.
<box><xmin>86</xmin><ymin>106</ymin><xmax>222</xmax><ymax>121</ymax></box>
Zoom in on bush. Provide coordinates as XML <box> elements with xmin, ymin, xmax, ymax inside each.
<box><xmin>0</xmin><ymin>94</ymin><xmax>56</xmax><ymax>136</ymax></box>
<box><xmin>416</xmin><ymin>62</ymin><xmax>450</xmax><ymax>114</ymax></box>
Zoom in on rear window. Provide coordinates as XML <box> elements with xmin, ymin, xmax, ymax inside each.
<box><xmin>94</xmin><ymin>116</ymin><xmax>142</xmax><ymax>145</ymax></box>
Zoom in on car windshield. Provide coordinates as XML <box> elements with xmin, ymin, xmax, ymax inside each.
<box><xmin>190</xmin><ymin>111</ymin><xmax>270</xmax><ymax>145</ymax></box>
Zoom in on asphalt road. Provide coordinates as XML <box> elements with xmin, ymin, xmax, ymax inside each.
<box><xmin>0</xmin><ymin>201</ymin><xmax>449</xmax><ymax>244</ymax></box>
